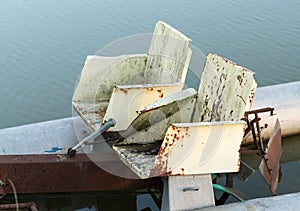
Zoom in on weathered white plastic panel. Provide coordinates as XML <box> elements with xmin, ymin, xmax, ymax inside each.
<box><xmin>115</xmin><ymin>88</ymin><xmax>197</xmax><ymax>145</ymax></box>
<box><xmin>113</xmin><ymin>53</ymin><xmax>257</xmax><ymax>178</ymax></box>
<box><xmin>103</xmin><ymin>83</ymin><xmax>183</xmax><ymax>131</ymax></box>
<box><xmin>72</xmin><ymin>55</ymin><xmax>148</xmax><ymax>130</ymax></box>
<box><xmin>73</xmin><ymin>54</ymin><xmax>147</xmax><ymax>102</ymax></box>
<box><xmin>151</xmin><ymin>121</ymin><xmax>245</xmax><ymax>177</ymax></box>
<box><xmin>73</xmin><ymin>55</ymin><xmax>121</xmax><ymax>102</ymax></box>
<box><xmin>72</xmin><ymin>21</ymin><xmax>192</xmax><ymax>131</ymax></box>
<box><xmin>145</xmin><ymin>21</ymin><xmax>192</xmax><ymax>84</ymax></box>
<box><xmin>113</xmin><ymin>121</ymin><xmax>245</xmax><ymax>178</ymax></box>
<box><xmin>196</xmin><ymin>53</ymin><xmax>257</xmax><ymax>122</ymax></box>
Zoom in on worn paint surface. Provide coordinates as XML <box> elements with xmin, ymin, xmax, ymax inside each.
<box><xmin>103</xmin><ymin>83</ymin><xmax>183</xmax><ymax>131</ymax></box>
<box><xmin>114</xmin><ymin>88</ymin><xmax>197</xmax><ymax>145</ymax></box>
<box><xmin>259</xmin><ymin>119</ymin><xmax>282</xmax><ymax>195</ymax></box>
<box><xmin>72</xmin><ymin>20</ymin><xmax>257</xmax><ymax>180</ymax></box>
<box><xmin>95</xmin><ymin>55</ymin><xmax>149</xmax><ymax>101</ymax></box>
<box><xmin>73</xmin><ymin>101</ymin><xmax>109</xmax><ymax>131</ymax></box>
<box><xmin>72</xmin><ymin>55</ymin><xmax>148</xmax><ymax>130</ymax></box>
<box><xmin>112</xmin><ymin>52</ymin><xmax>257</xmax><ymax>178</ymax></box>
<box><xmin>73</xmin><ymin>55</ymin><xmax>147</xmax><ymax>102</ymax></box>
<box><xmin>151</xmin><ymin>122</ymin><xmax>245</xmax><ymax>177</ymax></box>
<box><xmin>113</xmin><ymin>143</ymin><xmax>161</xmax><ymax>179</ymax></box>
<box><xmin>114</xmin><ymin>121</ymin><xmax>245</xmax><ymax>178</ymax></box>
<box><xmin>73</xmin><ymin>22</ymin><xmax>192</xmax><ymax>131</ymax></box>
<box><xmin>196</xmin><ymin>53</ymin><xmax>257</xmax><ymax>122</ymax></box>
<box><xmin>145</xmin><ymin>21</ymin><xmax>192</xmax><ymax>84</ymax></box>
<box><xmin>0</xmin><ymin>154</ymin><xmax>162</xmax><ymax>194</ymax></box>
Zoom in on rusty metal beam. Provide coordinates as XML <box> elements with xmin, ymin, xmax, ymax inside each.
<box><xmin>0</xmin><ymin>154</ymin><xmax>162</xmax><ymax>194</ymax></box>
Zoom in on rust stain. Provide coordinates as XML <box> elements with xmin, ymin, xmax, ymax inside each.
<box><xmin>237</xmin><ymin>75</ymin><xmax>242</xmax><ymax>85</ymax></box>
<box><xmin>260</xmin><ymin>121</ymin><xmax>282</xmax><ymax>195</ymax></box>
<box><xmin>119</xmin><ymin>88</ymin><xmax>128</xmax><ymax>95</ymax></box>
<box><xmin>248</xmin><ymin>88</ymin><xmax>255</xmax><ymax>105</ymax></box>
<box><xmin>219</xmin><ymin>73</ymin><xmax>227</xmax><ymax>83</ymax></box>
<box><xmin>154</xmin><ymin>89</ymin><xmax>164</xmax><ymax>98</ymax></box>
<box><xmin>211</xmin><ymin>79</ymin><xmax>226</xmax><ymax>121</ymax></box>
<box><xmin>150</xmin><ymin>127</ymin><xmax>183</xmax><ymax>177</ymax></box>
<box><xmin>184</xmin><ymin>127</ymin><xmax>191</xmax><ymax>138</ymax></box>
<box><xmin>146</xmin><ymin>87</ymin><xmax>154</xmax><ymax>92</ymax></box>
<box><xmin>167</xmin><ymin>170</ymin><xmax>172</xmax><ymax>175</ymax></box>
<box><xmin>150</xmin><ymin>150</ymin><xmax>168</xmax><ymax>177</ymax></box>
<box><xmin>237</xmin><ymin>95</ymin><xmax>246</xmax><ymax>105</ymax></box>
<box><xmin>94</xmin><ymin>107</ymin><xmax>107</xmax><ymax>120</ymax></box>
<box><xmin>0</xmin><ymin>154</ymin><xmax>162</xmax><ymax>193</ymax></box>
<box><xmin>200</xmin><ymin>95</ymin><xmax>210</xmax><ymax>121</ymax></box>
<box><xmin>113</xmin><ymin>86</ymin><xmax>119</xmax><ymax>93</ymax></box>
<box><xmin>237</xmin><ymin>70</ymin><xmax>246</xmax><ymax>86</ymax></box>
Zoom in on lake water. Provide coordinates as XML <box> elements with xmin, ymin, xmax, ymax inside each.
<box><xmin>1</xmin><ymin>0</ymin><xmax>300</xmax><ymax>210</ymax></box>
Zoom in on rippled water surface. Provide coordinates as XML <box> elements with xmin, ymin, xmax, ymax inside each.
<box><xmin>1</xmin><ymin>0</ymin><xmax>300</xmax><ymax>209</ymax></box>
<box><xmin>1</xmin><ymin>0</ymin><xmax>300</xmax><ymax>129</ymax></box>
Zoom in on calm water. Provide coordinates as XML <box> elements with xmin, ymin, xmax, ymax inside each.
<box><xmin>1</xmin><ymin>0</ymin><xmax>300</xmax><ymax>209</ymax></box>
<box><xmin>1</xmin><ymin>0</ymin><xmax>300</xmax><ymax>129</ymax></box>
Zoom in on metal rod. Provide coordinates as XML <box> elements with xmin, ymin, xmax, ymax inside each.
<box><xmin>71</xmin><ymin>118</ymin><xmax>116</xmax><ymax>151</ymax></box>
<box><xmin>245</xmin><ymin>107</ymin><xmax>274</xmax><ymax>115</ymax></box>
<box><xmin>250</xmin><ymin>120</ymin><xmax>260</xmax><ymax>155</ymax></box>
<box><xmin>254</xmin><ymin>113</ymin><xmax>265</xmax><ymax>153</ymax></box>
<box><xmin>239</xmin><ymin>149</ymin><xmax>261</xmax><ymax>154</ymax></box>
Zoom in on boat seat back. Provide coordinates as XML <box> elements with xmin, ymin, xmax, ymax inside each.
<box><xmin>145</xmin><ymin>21</ymin><xmax>192</xmax><ymax>84</ymax></box>
<box><xmin>196</xmin><ymin>53</ymin><xmax>257</xmax><ymax>122</ymax></box>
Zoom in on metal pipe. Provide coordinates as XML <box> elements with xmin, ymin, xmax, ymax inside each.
<box><xmin>67</xmin><ymin>118</ymin><xmax>116</xmax><ymax>157</ymax></box>
<box><xmin>0</xmin><ymin>82</ymin><xmax>299</xmax><ymax>151</ymax></box>
<box><xmin>244</xmin><ymin>81</ymin><xmax>300</xmax><ymax>144</ymax></box>
<box><xmin>70</xmin><ymin>118</ymin><xmax>116</xmax><ymax>151</ymax></box>
<box><xmin>0</xmin><ymin>202</ymin><xmax>38</xmax><ymax>210</ymax></box>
